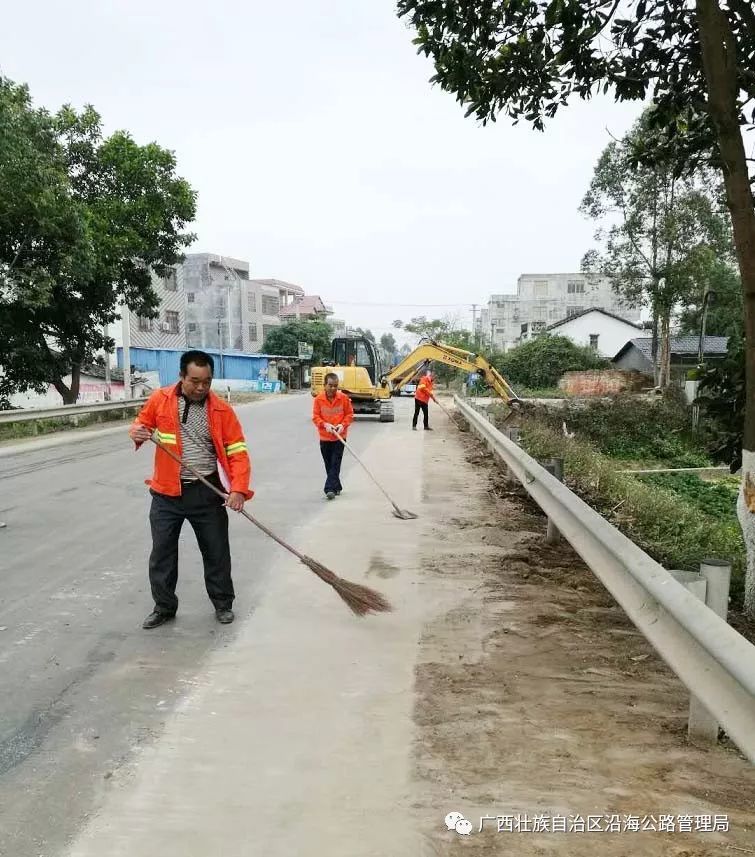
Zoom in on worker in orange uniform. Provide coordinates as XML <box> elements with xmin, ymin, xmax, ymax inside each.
<box><xmin>312</xmin><ymin>372</ymin><xmax>355</xmax><ymax>499</ymax></box>
<box><xmin>129</xmin><ymin>350</ymin><xmax>252</xmax><ymax>629</ymax></box>
<box><xmin>412</xmin><ymin>370</ymin><xmax>438</xmax><ymax>431</ymax></box>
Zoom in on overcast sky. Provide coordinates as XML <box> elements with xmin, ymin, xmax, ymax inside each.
<box><xmin>1</xmin><ymin>0</ymin><xmax>643</xmax><ymax>343</ymax></box>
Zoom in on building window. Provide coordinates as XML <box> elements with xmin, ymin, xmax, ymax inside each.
<box><xmin>248</xmin><ymin>293</ymin><xmax>257</xmax><ymax>313</ymax></box>
<box><xmin>166</xmin><ymin>310</ymin><xmax>179</xmax><ymax>334</ymax></box>
<box><xmin>248</xmin><ymin>324</ymin><xmax>258</xmax><ymax>343</ymax></box>
<box><xmin>567</xmin><ymin>280</ymin><xmax>585</xmax><ymax>294</ymax></box>
<box><xmin>262</xmin><ymin>324</ymin><xmax>277</xmax><ymax>341</ymax></box>
<box><xmin>261</xmin><ymin>295</ymin><xmax>280</xmax><ymax>316</ymax></box>
<box><xmin>566</xmin><ymin>306</ymin><xmax>584</xmax><ymax>318</ymax></box>
<box><xmin>187</xmin><ymin>322</ymin><xmax>197</xmax><ymax>333</ymax></box>
<box><xmin>138</xmin><ymin>316</ymin><xmax>153</xmax><ymax>332</ymax></box>
<box><xmin>187</xmin><ymin>293</ymin><xmax>195</xmax><ymax>303</ymax></box>
<box><xmin>164</xmin><ymin>270</ymin><xmax>177</xmax><ymax>291</ymax></box>
<box><xmin>589</xmin><ymin>334</ymin><xmax>599</xmax><ymax>351</ymax></box>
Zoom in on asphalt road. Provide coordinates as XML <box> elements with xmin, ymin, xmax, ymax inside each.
<box><xmin>0</xmin><ymin>393</ymin><xmax>421</xmax><ymax>857</ymax></box>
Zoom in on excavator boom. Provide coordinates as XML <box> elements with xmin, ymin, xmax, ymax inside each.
<box><xmin>310</xmin><ymin>335</ymin><xmax>519</xmax><ymax>418</ymax></box>
<box><xmin>386</xmin><ymin>340</ymin><xmax>519</xmax><ymax>404</ymax></box>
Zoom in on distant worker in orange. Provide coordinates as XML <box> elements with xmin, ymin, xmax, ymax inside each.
<box><xmin>412</xmin><ymin>370</ymin><xmax>438</xmax><ymax>431</ymax></box>
<box><xmin>312</xmin><ymin>372</ymin><xmax>355</xmax><ymax>499</ymax></box>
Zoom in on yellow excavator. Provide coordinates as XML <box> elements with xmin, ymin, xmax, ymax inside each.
<box><xmin>310</xmin><ymin>335</ymin><xmax>519</xmax><ymax>421</ymax></box>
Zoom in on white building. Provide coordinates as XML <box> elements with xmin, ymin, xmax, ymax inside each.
<box><xmin>545</xmin><ymin>308</ymin><xmax>644</xmax><ymax>358</ymax></box>
<box><xmin>247</xmin><ymin>278</ymin><xmax>305</xmax><ymax>349</ymax></box>
<box><xmin>483</xmin><ymin>273</ymin><xmax>641</xmax><ymax>352</ymax></box>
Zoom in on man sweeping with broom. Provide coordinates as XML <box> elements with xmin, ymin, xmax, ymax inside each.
<box><xmin>128</xmin><ymin>350</ymin><xmax>252</xmax><ymax>629</ymax></box>
<box><xmin>312</xmin><ymin>372</ymin><xmax>354</xmax><ymax>500</ymax></box>
<box><xmin>412</xmin><ymin>370</ymin><xmax>438</xmax><ymax>431</ymax></box>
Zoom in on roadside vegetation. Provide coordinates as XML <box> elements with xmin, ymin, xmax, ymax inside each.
<box><xmin>490</xmin><ymin>392</ymin><xmax>746</xmax><ymax>608</ymax></box>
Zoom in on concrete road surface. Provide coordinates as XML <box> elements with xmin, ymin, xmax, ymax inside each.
<box><xmin>0</xmin><ymin>394</ymin><xmax>430</xmax><ymax>857</ymax></box>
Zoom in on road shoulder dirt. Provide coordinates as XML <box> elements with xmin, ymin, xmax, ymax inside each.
<box><xmin>411</xmin><ymin>415</ymin><xmax>755</xmax><ymax>856</ymax></box>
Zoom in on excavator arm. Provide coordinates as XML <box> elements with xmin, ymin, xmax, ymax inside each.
<box><xmin>384</xmin><ymin>340</ymin><xmax>519</xmax><ymax>405</ymax></box>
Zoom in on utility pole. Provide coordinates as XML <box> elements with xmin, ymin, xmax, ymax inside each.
<box><xmin>471</xmin><ymin>303</ymin><xmax>478</xmax><ymax>348</ymax></box>
<box><xmin>121</xmin><ymin>306</ymin><xmax>131</xmax><ymax>400</ymax></box>
<box><xmin>103</xmin><ymin>324</ymin><xmax>112</xmax><ymax>401</ymax></box>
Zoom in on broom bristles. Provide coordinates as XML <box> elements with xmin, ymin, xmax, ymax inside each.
<box><xmin>301</xmin><ymin>555</ymin><xmax>393</xmax><ymax>617</ymax></box>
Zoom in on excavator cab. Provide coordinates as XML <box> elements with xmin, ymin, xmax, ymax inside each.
<box><xmin>330</xmin><ymin>337</ymin><xmax>382</xmax><ymax>385</ymax></box>
<box><xmin>311</xmin><ymin>336</ymin><xmax>395</xmax><ymax>422</ymax></box>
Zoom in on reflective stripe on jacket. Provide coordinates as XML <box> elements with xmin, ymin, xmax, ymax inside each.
<box><xmin>312</xmin><ymin>390</ymin><xmax>355</xmax><ymax>442</ymax></box>
<box><xmin>132</xmin><ymin>385</ymin><xmax>253</xmax><ymax>499</ymax></box>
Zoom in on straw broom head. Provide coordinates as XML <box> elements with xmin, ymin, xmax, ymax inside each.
<box><xmin>301</xmin><ymin>554</ymin><xmax>393</xmax><ymax>617</ymax></box>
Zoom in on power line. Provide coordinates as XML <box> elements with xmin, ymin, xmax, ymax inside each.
<box><xmin>326</xmin><ymin>299</ymin><xmax>482</xmax><ymax>308</ymax></box>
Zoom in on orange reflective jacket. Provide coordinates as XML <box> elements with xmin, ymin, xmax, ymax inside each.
<box><xmin>312</xmin><ymin>390</ymin><xmax>355</xmax><ymax>441</ymax></box>
<box><xmin>415</xmin><ymin>376</ymin><xmax>434</xmax><ymax>404</ymax></box>
<box><xmin>132</xmin><ymin>384</ymin><xmax>253</xmax><ymax>499</ymax></box>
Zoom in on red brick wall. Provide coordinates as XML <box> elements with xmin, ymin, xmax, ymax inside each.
<box><xmin>558</xmin><ymin>370</ymin><xmax>649</xmax><ymax>396</ymax></box>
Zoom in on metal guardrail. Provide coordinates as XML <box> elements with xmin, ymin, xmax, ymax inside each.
<box><xmin>454</xmin><ymin>395</ymin><xmax>755</xmax><ymax>764</ymax></box>
<box><xmin>0</xmin><ymin>398</ymin><xmax>148</xmax><ymax>424</ymax></box>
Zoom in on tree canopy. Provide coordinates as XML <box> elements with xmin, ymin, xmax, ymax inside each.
<box><xmin>0</xmin><ymin>77</ymin><xmax>196</xmax><ymax>403</ymax></box>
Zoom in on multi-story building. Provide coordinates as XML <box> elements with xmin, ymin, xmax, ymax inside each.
<box><xmin>278</xmin><ymin>294</ymin><xmax>333</xmax><ymax>323</ymax></box>
<box><xmin>122</xmin><ymin>255</ymin><xmax>308</xmax><ymax>357</ymax></box>
<box><xmin>482</xmin><ymin>273</ymin><xmax>641</xmax><ymax>352</ymax></box>
<box><xmin>247</xmin><ymin>278</ymin><xmax>305</xmax><ymax>350</ymax></box>
<box><xmin>127</xmin><ymin>267</ymin><xmax>189</xmax><ymax>352</ymax></box>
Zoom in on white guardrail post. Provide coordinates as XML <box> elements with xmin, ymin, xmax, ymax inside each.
<box><xmin>453</xmin><ymin>395</ymin><xmax>755</xmax><ymax>763</ymax></box>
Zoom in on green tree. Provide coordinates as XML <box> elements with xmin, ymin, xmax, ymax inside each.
<box><xmin>495</xmin><ymin>336</ymin><xmax>608</xmax><ymax>390</ymax></box>
<box><xmin>0</xmin><ymin>78</ymin><xmax>197</xmax><ymax>403</ymax></box>
<box><xmin>396</xmin><ymin>0</ymin><xmax>755</xmax><ymax>616</ymax></box>
<box><xmin>695</xmin><ymin>337</ymin><xmax>746</xmax><ymax>473</ymax></box>
<box><xmin>353</xmin><ymin>327</ymin><xmax>376</xmax><ymax>343</ymax></box>
<box><xmin>678</xmin><ymin>261</ymin><xmax>744</xmax><ymax>340</ymax></box>
<box><xmin>379</xmin><ymin>332</ymin><xmax>397</xmax><ymax>356</ymax></box>
<box><xmin>581</xmin><ymin>111</ymin><xmax>733</xmax><ymax>386</ymax></box>
<box><xmin>262</xmin><ymin>320</ymin><xmax>334</xmax><ymax>365</ymax></box>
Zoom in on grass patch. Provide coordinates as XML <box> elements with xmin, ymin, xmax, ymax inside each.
<box><xmin>512</xmin><ymin>419</ymin><xmax>745</xmax><ymax>607</ymax></box>
<box><xmin>637</xmin><ymin>473</ymin><xmax>740</xmax><ymax>522</ymax></box>
<box><xmin>516</xmin><ymin>387</ymin><xmax>570</xmax><ymax>399</ymax></box>
<box><xmin>524</xmin><ymin>391</ymin><xmax>711</xmax><ymax>467</ymax></box>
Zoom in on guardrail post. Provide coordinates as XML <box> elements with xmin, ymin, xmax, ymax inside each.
<box><xmin>507</xmin><ymin>427</ymin><xmax>520</xmax><ymax>443</ymax></box>
<box><xmin>700</xmin><ymin>558</ymin><xmax>732</xmax><ymax>622</ymax></box>
<box><xmin>668</xmin><ymin>570</ymin><xmax>714</xmax><ymax>745</ymax></box>
<box><xmin>544</xmin><ymin>458</ymin><xmax>564</xmax><ymax>544</ymax></box>
<box><xmin>675</xmin><ymin>558</ymin><xmax>731</xmax><ymax>748</ymax></box>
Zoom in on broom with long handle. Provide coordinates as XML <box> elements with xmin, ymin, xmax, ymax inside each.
<box><xmin>148</xmin><ymin>434</ymin><xmax>392</xmax><ymax>617</ymax></box>
<box><xmin>332</xmin><ymin>432</ymin><xmax>418</xmax><ymax>520</ymax></box>
<box><xmin>431</xmin><ymin>396</ymin><xmax>469</xmax><ymax>433</ymax></box>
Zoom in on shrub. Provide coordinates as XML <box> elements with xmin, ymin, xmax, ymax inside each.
<box><xmin>494</xmin><ymin>335</ymin><xmax>608</xmax><ymax>389</ymax></box>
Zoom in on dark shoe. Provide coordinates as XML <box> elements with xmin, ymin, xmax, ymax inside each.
<box><xmin>424</xmin><ymin>426</ymin><xmax>433</xmax><ymax>431</ymax></box>
<box><xmin>215</xmin><ymin>609</ymin><xmax>234</xmax><ymax>624</ymax></box>
<box><xmin>412</xmin><ymin>426</ymin><xmax>417</xmax><ymax>431</ymax></box>
<box><xmin>142</xmin><ymin>611</ymin><xmax>175</xmax><ymax>630</ymax></box>
<box><xmin>335</xmin><ymin>490</ymin><xmax>342</xmax><ymax>496</ymax></box>
<box><xmin>326</xmin><ymin>491</ymin><xmax>336</xmax><ymax>500</ymax></box>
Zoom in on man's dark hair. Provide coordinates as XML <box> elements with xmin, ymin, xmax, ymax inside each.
<box><xmin>180</xmin><ymin>350</ymin><xmax>215</xmax><ymax>375</ymax></box>
<box><xmin>324</xmin><ymin>372</ymin><xmax>338</xmax><ymax>384</ymax></box>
